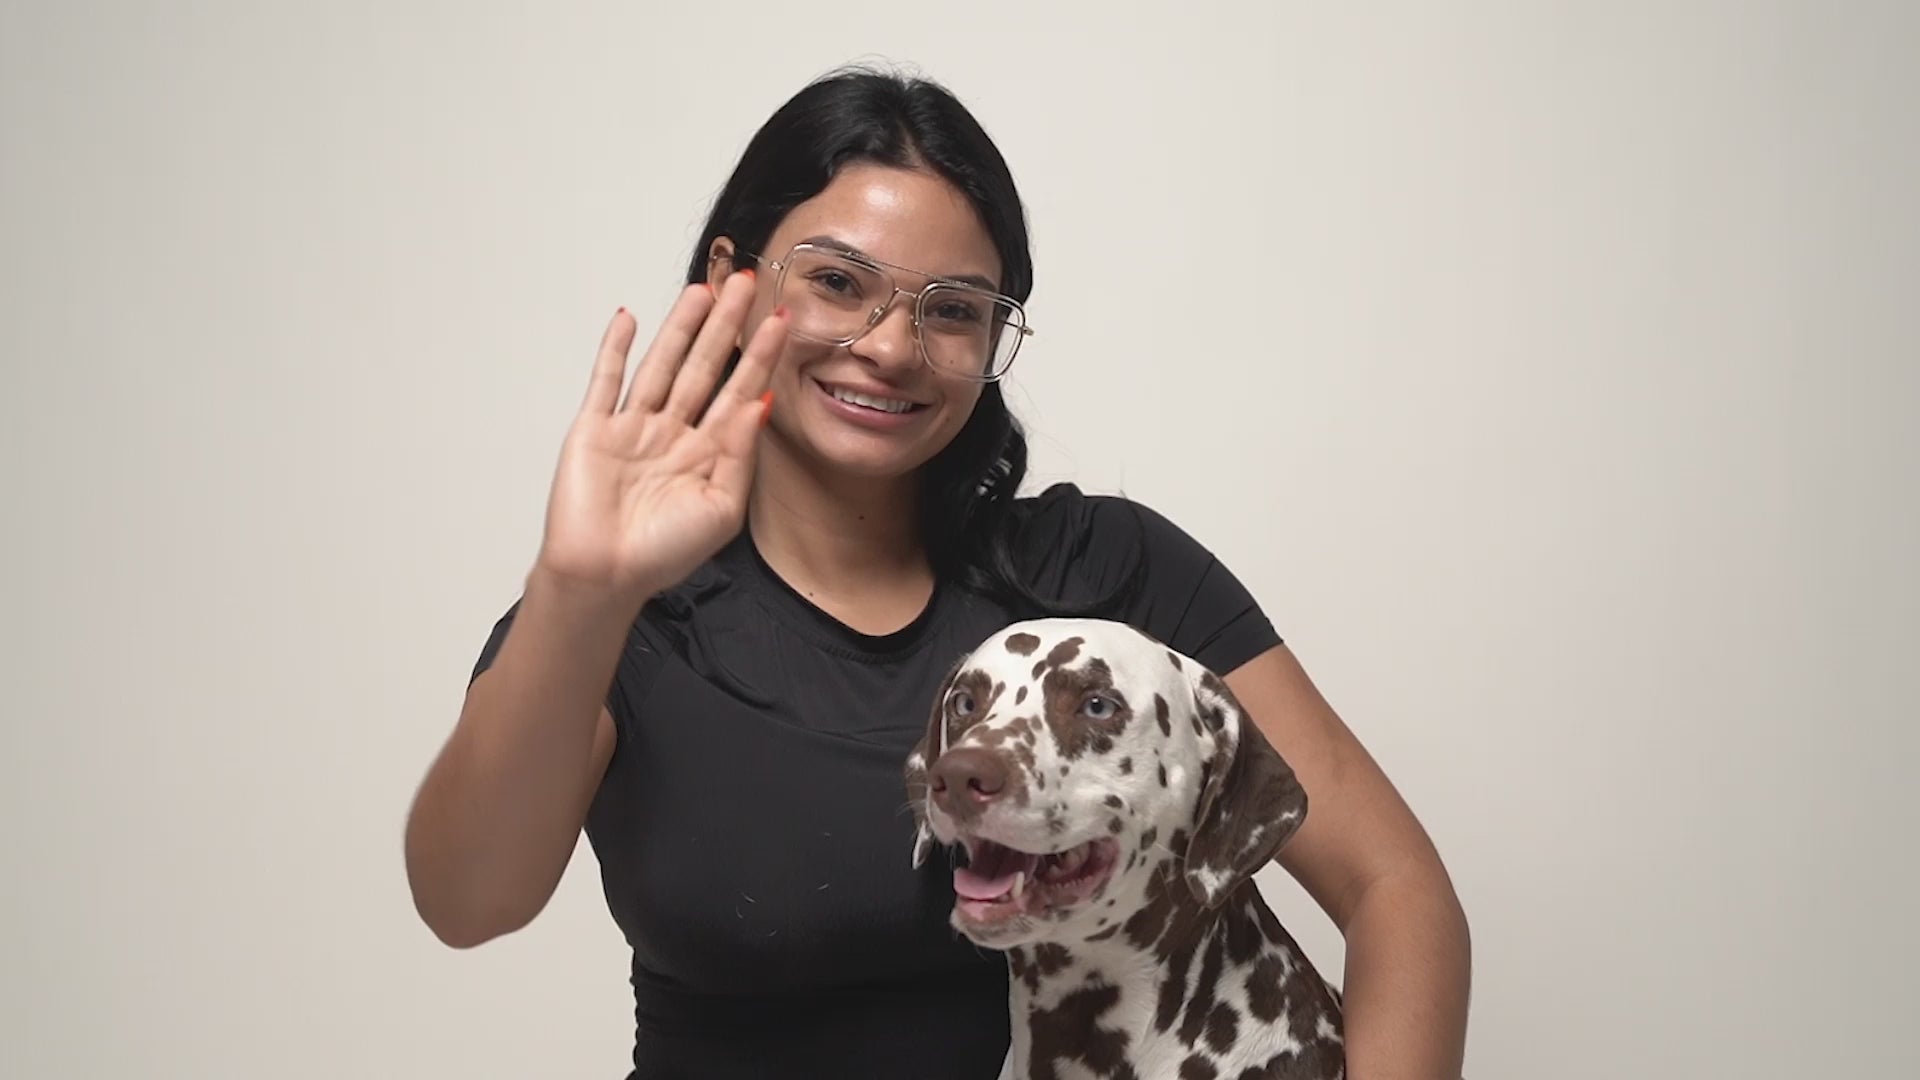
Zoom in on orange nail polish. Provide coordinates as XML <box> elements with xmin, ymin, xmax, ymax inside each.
<box><xmin>740</xmin><ymin>269</ymin><xmax>756</xmax><ymax>281</ymax></box>
<box><xmin>773</xmin><ymin>304</ymin><xmax>789</xmax><ymax>319</ymax></box>
<box><xmin>759</xmin><ymin>390</ymin><xmax>774</xmax><ymax>421</ymax></box>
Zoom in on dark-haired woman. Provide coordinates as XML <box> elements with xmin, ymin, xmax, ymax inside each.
<box><xmin>404</xmin><ymin>67</ymin><xmax>1471</xmax><ymax>1080</ymax></box>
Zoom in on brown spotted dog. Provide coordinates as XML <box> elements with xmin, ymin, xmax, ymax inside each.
<box><xmin>906</xmin><ymin>618</ymin><xmax>1345</xmax><ymax>1080</ymax></box>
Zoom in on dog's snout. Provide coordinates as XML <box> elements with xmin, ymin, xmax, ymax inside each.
<box><xmin>929</xmin><ymin>748</ymin><xmax>1009</xmax><ymax>816</ymax></box>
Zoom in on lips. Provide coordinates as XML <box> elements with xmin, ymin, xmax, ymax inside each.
<box><xmin>950</xmin><ymin>836</ymin><xmax>1120</xmax><ymax>928</ymax></box>
<box><xmin>810</xmin><ymin>378</ymin><xmax>929</xmax><ymax>428</ymax></box>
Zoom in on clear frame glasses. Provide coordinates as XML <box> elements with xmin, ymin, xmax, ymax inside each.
<box><xmin>736</xmin><ymin>241</ymin><xmax>1032</xmax><ymax>382</ymax></box>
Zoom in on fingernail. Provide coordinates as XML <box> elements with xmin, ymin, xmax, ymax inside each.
<box><xmin>616</xmin><ymin>305</ymin><xmax>627</xmax><ymax>315</ymax></box>
<box><xmin>740</xmin><ymin>269</ymin><xmax>756</xmax><ymax>282</ymax></box>
<box><xmin>760</xmin><ymin>390</ymin><xmax>774</xmax><ymax>421</ymax></box>
<box><xmin>773</xmin><ymin>304</ymin><xmax>789</xmax><ymax>319</ymax></box>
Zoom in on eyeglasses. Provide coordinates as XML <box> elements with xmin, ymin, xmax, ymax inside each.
<box><xmin>733</xmin><ymin>241</ymin><xmax>1032</xmax><ymax>382</ymax></box>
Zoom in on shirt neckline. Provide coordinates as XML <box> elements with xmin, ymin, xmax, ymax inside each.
<box><xmin>727</xmin><ymin>530</ymin><xmax>952</xmax><ymax>661</ymax></box>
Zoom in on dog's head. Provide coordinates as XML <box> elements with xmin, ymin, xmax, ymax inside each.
<box><xmin>905</xmin><ymin>618</ymin><xmax>1307</xmax><ymax>949</ymax></box>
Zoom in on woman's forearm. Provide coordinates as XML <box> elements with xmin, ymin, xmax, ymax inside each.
<box><xmin>1338</xmin><ymin>865</ymin><xmax>1472</xmax><ymax>1079</ymax></box>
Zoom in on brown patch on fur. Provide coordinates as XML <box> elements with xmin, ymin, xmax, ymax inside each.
<box><xmin>1024</xmin><ymin>980</ymin><xmax>1139</xmax><ymax>1080</ymax></box>
<box><xmin>1006</xmin><ymin>632</ymin><xmax>1042</xmax><ymax>656</ymax></box>
<box><xmin>1167</xmin><ymin>650</ymin><xmax>1184</xmax><ymax>671</ymax></box>
<box><xmin>1016</xmin><ymin>685</ymin><xmax>1029</xmax><ymax>705</ymax></box>
<box><xmin>1046</xmin><ymin>636</ymin><xmax>1084</xmax><ymax>669</ymax></box>
<box><xmin>1118</xmin><ymin>756</ymin><xmax>1133</xmax><ymax>775</ymax></box>
<box><xmin>1178</xmin><ymin>1056</ymin><xmax>1216</xmax><ymax>1080</ymax></box>
<box><xmin>1042</xmin><ymin>658</ymin><xmax>1129</xmax><ymax>759</ymax></box>
<box><xmin>1203</xmin><ymin>1001</ymin><xmax>1238</xmax><ymax>1054</ymax></box>
<box><xmin>1155</xmin><ymin>694</ymin><xmax>1173</xmax><ymax>737</ymax></box>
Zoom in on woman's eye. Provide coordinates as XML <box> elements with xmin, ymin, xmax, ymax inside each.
<box><xmin>928</xmin><ymin>300</ymin><xmax>983</xmax><ymax>325</ymax></box>
<box><xmin>811</xmin><ymin>270</ymin><xmax>859</xmax><ymax>296</ymax></box>
<box><xmin>1082</xmin><ymin>695</ymin><xmax>1116</xmax><ymax>720</ymax></box>
<box><xmin>949</xmin><ymin>691</ymin><xmax>976</xmax><ymax>716</ymax></box>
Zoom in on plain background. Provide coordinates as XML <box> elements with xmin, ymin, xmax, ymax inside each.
<box><xmin>4</xmin><ymin>1</ymin><xmax>1915</xmax><ymax>1077</ymax></box>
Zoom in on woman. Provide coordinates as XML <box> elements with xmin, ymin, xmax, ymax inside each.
<box><xmin>404</xmin><ymin>66</ymin><xmax>1470</xmax><ymax>1079</ymax></box>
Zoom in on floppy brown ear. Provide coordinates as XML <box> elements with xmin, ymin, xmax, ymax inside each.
<box><xmin>906</xmin><ymin>654</ymin><xmax>967</xmax><ymax>869</ymax></box>
<box><xmin>1182</xmin><ymin>667</ymin><xmax>1308</xmax><ymax>908</ymax></box>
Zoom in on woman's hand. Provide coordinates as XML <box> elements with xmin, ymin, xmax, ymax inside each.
<box><xmin>534</xmin><ymin>272</ymin><xmax>788</xmax><ymax>607</ymax></box>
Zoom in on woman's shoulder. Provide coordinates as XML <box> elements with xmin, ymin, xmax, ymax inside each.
<box><xmin>1001</xmin><ymin>480</ymin><xmax>1281</xmax><ymax>673</ymax></box>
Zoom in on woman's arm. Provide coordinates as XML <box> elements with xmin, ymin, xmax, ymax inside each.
<box><xmin>1224</xmin><ymin>643</ymin><xmax>1472</xmax><ymax>1079</ymax></box>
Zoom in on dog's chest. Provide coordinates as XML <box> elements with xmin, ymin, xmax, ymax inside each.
<box><xmin>1006</xmin><ymin>932</ymin><xmax>1343</xmax><ymax>1080</ymax></box>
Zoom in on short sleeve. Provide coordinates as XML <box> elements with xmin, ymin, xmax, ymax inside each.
<box><xmin>1012</xmin><ymin>483</ymin><xmax>1283</xmax><ymax>675</ymax></box>
<box><xmin>464</xmin><ymin>596</ymin><xmax>675</xmax><ymax>746</ymax></box>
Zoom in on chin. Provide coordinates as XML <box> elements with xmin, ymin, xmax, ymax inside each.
<box><xmin>945</xmin><ymin>833</ymin><xmax>1122</xmax><ymax>950</ymax></box>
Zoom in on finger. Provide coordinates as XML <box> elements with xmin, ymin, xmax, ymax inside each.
<box><xmin>697</xmin><ymin>302</ymin><xmax>790</xmax><ymax>436</ymax></box>
<box><xmin>581</xmin><ymin>307</ymin><xmax>636</xmax><ymax>415</ymax></box>
<box><xmin>662</xmin><ymin>269</ymin><xmax>759</xmax><ymax>422</ymax></box>
<box><xmin>708</xmin><ymin>390</ymin><xmax>773</xmax><ymax>500</ymax></box>
<box><xmin>620</xmin><ymin>284</ymin><xmax>718</xmax><ymax>414</ymax></box>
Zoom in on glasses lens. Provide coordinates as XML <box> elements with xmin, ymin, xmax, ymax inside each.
<box><xmin>919</xmin><ymin>284</ymin><xmax>1024</xmax><ymax>379</ymax></box>
<box><xmin>779</xmin><ymin>248</ymin><xmax>891</xmax><ymax>343</ymax></box>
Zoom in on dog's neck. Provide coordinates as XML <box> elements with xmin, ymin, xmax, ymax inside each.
<box><xmin>1001</xmin><ymin>871</ymin><xmax>1281</xmax><ymax>1079</ymax></box>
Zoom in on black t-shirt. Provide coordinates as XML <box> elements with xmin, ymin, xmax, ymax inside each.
<box><xmin>467</xmin><ymin>482</ymin><xmax>1282</xmax><ymax>1080</ymax></box>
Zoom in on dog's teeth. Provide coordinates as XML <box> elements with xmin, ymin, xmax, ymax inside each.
<box><xmin>1012</xmin><ymin>872</ymin><xmax>1027</xmax><ymax>901</ymax></box>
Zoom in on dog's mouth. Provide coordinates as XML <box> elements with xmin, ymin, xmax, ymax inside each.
<box><xmin>951</xmin><ymin>836</ymin><xmax>1120</xmax><ymax>928</ymax></box>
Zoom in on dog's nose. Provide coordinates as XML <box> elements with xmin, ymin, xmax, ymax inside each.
<box><xmin>929</xmin><ymin>748</ymin><xmax>1009</xmax><ymax>815</ymax></box>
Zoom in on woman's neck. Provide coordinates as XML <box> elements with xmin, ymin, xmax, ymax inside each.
<box><xmin>746</xmin><ymin>441</ymin><xmax>932</xmax><ymax>632</ymax></box>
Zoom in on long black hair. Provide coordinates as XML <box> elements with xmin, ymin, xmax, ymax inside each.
<box><xmin>687</xmin><ymin>64</ymin><xmax>1142</xmax><ymax>619</ymax></box>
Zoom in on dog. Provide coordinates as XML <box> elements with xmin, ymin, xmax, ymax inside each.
<box><xmin>906</xmin><ymin>618</ymin><xmax>1345</xmax><ymax>1080</ymax></box>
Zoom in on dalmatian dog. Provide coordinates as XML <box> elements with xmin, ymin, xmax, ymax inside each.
<box><xmin>906</xmin><ymin>618</ymin><xmax>1345</xmax><ymax>1080</ymax></box>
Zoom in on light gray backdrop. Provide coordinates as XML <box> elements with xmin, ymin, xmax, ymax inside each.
<box><xmin>4</xmin><ymin>2</ymin><xmax>1915</xmax><ymax>1077</ymax></box>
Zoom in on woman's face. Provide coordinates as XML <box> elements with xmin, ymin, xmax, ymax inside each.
<box><xmin>715</xmin><ymin>162</ymin><xmax>1005</xmax><ymax>484</ymax></box>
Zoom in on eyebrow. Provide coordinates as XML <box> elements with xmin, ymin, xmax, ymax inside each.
<box><xmin>796</xmin><ymin>234</ymin><xmax>1001</xmax><ymax>292</ymax></box>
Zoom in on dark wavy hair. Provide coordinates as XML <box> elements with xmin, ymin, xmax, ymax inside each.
<box><xmin>687</xmin><ymin>65</ymin><xmax>1141</xmax><ymax>617</ymax></box>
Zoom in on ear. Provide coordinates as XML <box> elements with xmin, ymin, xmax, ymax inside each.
<box><xmin>705</xmin><ymin>236</ymin><xmax>738</xmax><ymax>292</ymax></box>
<box><xmin>906</xmin><ymin>654</ymin><xmax>967</xmax><ymax>869</ymax></box>
<box><xmin>1182</xmin><ymin>666</ymin><xmax>1308</xmax><ymax>908</ymax></box>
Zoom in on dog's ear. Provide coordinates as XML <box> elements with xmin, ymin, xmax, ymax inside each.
<box><xmin>907</xmin><ymin>654</ymin><xmax>967</xmax><ymax>869</ymax></box>
<box><xmin>1181</xmin><ymin>665</ymin><xmax>1308</xmax><ymax>908</ymax></box>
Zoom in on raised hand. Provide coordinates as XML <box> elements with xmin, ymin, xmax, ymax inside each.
<box><xmin>533</xmin><ymin>271</ymin><xmax>789</xmax><ymax>608</ymax></box>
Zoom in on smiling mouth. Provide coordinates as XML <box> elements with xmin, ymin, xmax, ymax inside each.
<box><xmin>817</xmin><ymin>380</ymin><xmax>927</xmax><ymax>415</ymax></box>
<box><xmin>950</xmin><ymin>836</ymin><xmax>1120</xmax><ymax>929</ymax></box>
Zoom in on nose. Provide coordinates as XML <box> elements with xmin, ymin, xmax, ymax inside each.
<box><xmin>849</xmin><ymin>296</ymin><xmax>921</xmax><ymax>373</ymax></box>
<box><xmin>929</xmin><ymin>748</ymin><xmax>1010</xmax><ymax>819</ymax></box>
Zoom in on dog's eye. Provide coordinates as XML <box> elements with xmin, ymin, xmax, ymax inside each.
<box><xmin>949</xmin><ymin>690</ymin><xmax>977</xmax><ymax>716</ymax></box>
<box><xmin>1081</xmin><ymin>695</ymin><xmax>1117</xmax><ymax>720</ymax></box>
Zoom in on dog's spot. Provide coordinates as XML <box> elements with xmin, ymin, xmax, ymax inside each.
<box><xmin>1140</xmin><ymin>827</ymin><xmax>1159</xmax><ymax>853</ymax></box>
<box><xmin>1032</xmin><ymin>943</ymin><xmax>1072</xmax><ymax>979</ymax></box>
<box><xmin>1015</xmin><ymin>685</ymin><xmax>1029</xmax><ymax>706</ymax></box>
<box><xmin>1026</xmin><ymin>980</ymin><xmax>1139</xmax><ymax>1080</ymax></box>
<box><xmin>1118</xmin><ymin>756</ymin><xmax>1133</xmax><ymax>775</ymax></box>
<box><xmin>1045</xmin><ymin>636</ymin><xmax>1083</xmax><ymax>669</ymax></box>
<box><xmin>1088</xmin><ymin>923</ymin><xmax>1120</xmax><ymax>942</ymax></box>
<box><xmin>1155</xmin><ymin>694</ymin><xmax>1172</xmax><ymax>737</ymax></box>
<box><xmin>1166</xmin><ymin>650</ymin><xmax>1183</xmax><ymax>672</ymax></box>
<box><xmin>1108</xmin><ymin>816</ymin><xmax>1124</xmax><ymax>835</ymax></box>
<box><xmin>1203</xmin><ymin>1001</ymin><xmax>1238</xmax><ymax>1054</ymax></box>
<box><xmin>1158</xmin><ymin>762</ymin><xmax>1169</xmax><ymax>788</ymax></box>
<box><xmin>1006</xmin><ymin>632</ymin><xmax>1042</xmax><ymax>657</ymax></box>
<box><xmin>1177</xmin><ymin>1055</ymin><xmax>1216</xmax><ymax>1080</ymax></box>
<box><xmin>1042</xmin><ymin>658</ymin><xmax>1130</xmax><ymax>760</ymax></box>
<box><xmin>1176</xmin><ymin>926</ymin><xmax>1229</xmax><ymax>1048</ymax></box>
<box><xmin>1104</xmin><ymin>794</ymin><xmax>1124</xmax><ymax>809</ymax></box>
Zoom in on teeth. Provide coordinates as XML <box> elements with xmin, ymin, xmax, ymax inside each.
<box><xmin>1059</xmin><ymin>845</ymin><xmax>1087</xmax><ymax>874</ymax></box>
<box><xmin>1012</xmin><ymin>872</ymin><xmax>1027</xmax><ymax>902</ymax></box>
<box><xmin>830</xmin><ymin>387</ymin><xmax>915</xmax><ymax>414</ymax></box>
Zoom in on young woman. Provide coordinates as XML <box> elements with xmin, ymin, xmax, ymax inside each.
<box><xmin>404</xmin><ymin>67</ymin><xmax>1470</xmax><ymax>1079</ymax></box>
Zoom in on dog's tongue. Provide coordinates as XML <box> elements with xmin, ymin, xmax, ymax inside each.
<box><xmin>954</xmin><ymin>844</ymin><xmax>1038</xmax><ymax>901</ymax></box>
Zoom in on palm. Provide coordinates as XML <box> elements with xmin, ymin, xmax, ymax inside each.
<box><xmin>536</xmin><ymin>278</ymin><xmax>787</xmax><ymax>606</ymax></box>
